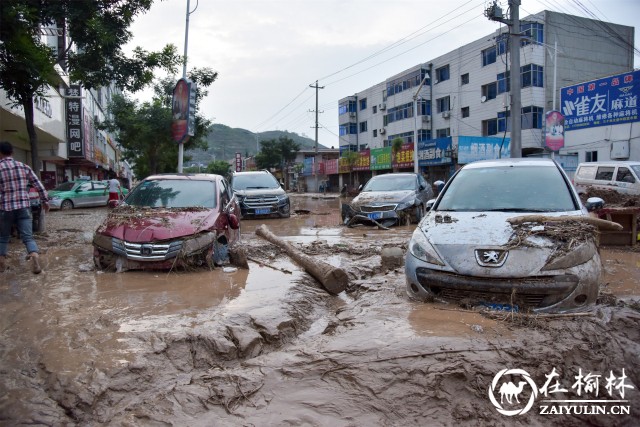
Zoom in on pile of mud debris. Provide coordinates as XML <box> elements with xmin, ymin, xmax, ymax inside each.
<box><xmin>579</xmin><ymin>186</ymin><xmax>639</xmax><ymax>207</ymax></box>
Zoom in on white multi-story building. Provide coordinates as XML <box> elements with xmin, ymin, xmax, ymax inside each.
<box><xmin>337</xmin><ymin>10</ymin><xmax>635</xmax><ymax>184</ymax></box>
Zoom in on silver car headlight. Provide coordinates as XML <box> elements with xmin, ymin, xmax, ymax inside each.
<box><xmin>277</xmin><ymin>194</ymin><xmax>289</xmax><ymax>202</ymax></box>
<box><xmin>541</xmin><ymin>241</ymin><xmax>597</xmax><ymax>271</ymax></box>
<box><xmin>409</xmin><ymin>228</ymin><xmax>445</xmax><ymax>266</ymax></box>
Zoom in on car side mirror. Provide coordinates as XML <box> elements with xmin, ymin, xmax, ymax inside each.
<box><xmin>426</xmin><ymin>199</ymin><xmax>436</xmax><ymax>211</ymax></box>
<box><xmin>585</xmin><ymin>197</ymin><xmax>604</xmax><ymax>212</ymax></box>
<box><xmin>357</xmin><ymin>184</ymin><xmax>363</xmax><ymax>192</ymax></box>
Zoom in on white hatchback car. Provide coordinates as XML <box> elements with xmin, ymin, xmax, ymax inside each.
<box><xmin>405</xmin><ymin>158</ymin><xmax>604</xmax><ymax>313</ymax></box>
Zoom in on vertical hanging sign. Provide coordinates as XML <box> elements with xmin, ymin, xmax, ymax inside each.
<box><xmin>172</xmin><ymin>78</ymin><xmax>191</xmax><ymax>143</ymax></box>
<box><xmin>544</xmin><ymin>110</ymin><xmax>565</xmax><ymax>151</ymax></box>
<box><xmin>66</xmin><ymin>85</ymin><xmax>84</xmax><ymax>158</ymax></box>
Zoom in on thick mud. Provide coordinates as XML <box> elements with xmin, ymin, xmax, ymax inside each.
<box><xmin>0</xmin><ymin>195</ymin><xmax>638</xmax><ymax>426</ymax></box>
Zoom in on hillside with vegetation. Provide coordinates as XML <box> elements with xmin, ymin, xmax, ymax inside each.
<box><xmin>186</xmin><ymin>124</ymin><xmax>327</xmax><ymax>166</ymax></box>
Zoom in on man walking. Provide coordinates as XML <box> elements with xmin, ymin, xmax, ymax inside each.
<box><xmin>0</xmin><ymin>141</ymin><xmax>49</xmax><ymax>273</ymax></box>
<box><xmin>104</xmin><ymin>177</ymin><xmax>124</xmax><ymax>203</ymax></box>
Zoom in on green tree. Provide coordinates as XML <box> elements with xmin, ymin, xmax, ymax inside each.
<box><xmin>0</xmin><ymin>0</ymin><xmax>181</xmax><ymax>171</ymax></box>
<box><xmin>205</xmin><ymin>160</ymin><xmax>231</xmax><ymax>178</ymax></box>
<box><xmin>255</xmin><ymin>137</ymin><xmax>300</xmax><ymax>187</ymax></box>
<box><xmin>102</xmin><ymin>69</ymin><xmax>216</xmax><ymax>178</ymax></box>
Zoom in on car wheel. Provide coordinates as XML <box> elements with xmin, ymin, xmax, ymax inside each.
<box><xmin>60</xmin><ymin>199</ymin><xmax>74</xmax><ymax>210</ymax></box>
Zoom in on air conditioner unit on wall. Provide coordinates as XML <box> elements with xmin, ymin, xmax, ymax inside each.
<box><xmin>379</xmin><ymin>103</ymin><xmax>386</xmax><ymax>110</ymax></box>
<box><xmin>442</xmin><ymin>111</ymin><xmax>450</xmax><ymax>119</ymax></box>
<box><xmin>422</xmin><ymin>116</ymin><xmax>431</xmax><ymax>123</ymax></box>
<box><xmin>379</xmin><ymin>128</ymin><xmax>386</xmax><ymax>134</ymax></box>
<box><xmin>349</xmin><ymin>112</ymin><xmax>356</xmax><ymax>118</ymax></box>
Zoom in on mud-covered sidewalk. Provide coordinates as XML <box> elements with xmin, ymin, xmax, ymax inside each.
<box><xmin>0</xmin><ymin>195</ymin><xmax>639</xmax><ymax>426</ymax></box>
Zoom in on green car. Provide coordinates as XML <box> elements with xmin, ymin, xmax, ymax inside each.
<box><xmin>48</xmin><ymin>180</ymin><xmax>128</xmax><ymax>210</ymax></box>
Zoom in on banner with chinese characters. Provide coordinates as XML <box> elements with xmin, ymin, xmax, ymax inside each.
<box><xmin>352</xmin><ymin>149</ymin><xmax>371</xmax><ymax>171</ymax></box>
<box><xmin>392</xmin><ymin>143</ymin><xmax>414</xmax><ymax>169</ymax></box>
<box><xmin>65</xmin><ymin>85</ymin><xmax>84</xmax><ymax>158</ymax></box>
<box><xmin>418</xmin><ymin>137</ymin><xmax>452</xmax><ymax>166</ymax></box>
<box><xmin>561</xmin><ymin>69</ymin><xmax>639</xmax><ymax>131</ymax></box>
<box><xmin>338</xmin><ymin>157</ymin><xmax>351</xmax><ymax>174</ymax></box>
<box><xmin>325</xmin><ymin>159</ymin><xmax>339</xmax><ymax>175</ymax></box>
<box><xmin>370</xmin><ymin>147</ymin><xmax>392</xmax><ymax>170</ymax></box>
<box><xmin>302</xmin><ymin>157</ymin><xmax>314</xmax><ymax>176</ymax></box>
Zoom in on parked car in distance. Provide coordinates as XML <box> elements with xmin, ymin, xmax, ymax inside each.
<box><xmin>48</xmin><ymin>180</ymin><xmax>128</xmax><ymax>210</ymax></box>
<box><xmin>573</xmin><ymin>161</ymin><xmax>640</xmax><ymax>196</ymax></box>
<box><xmin>405</xmin><ymin>158</ymin><xmax>605</xmax><ymax>313</ymax></box>
<box><xmin>341</xmin><ymin>172</ymin><xmax>434</xmax><ymax>227</ymax></box>
<box><xmin>230</xmin><ymin>170</ymin><xmax>290</xmax><ymax>218</ymax></box>
<box><xmin>92</xmin><ymin>173</ymin><xmax>240</xmax><ymax>271</ymax></box>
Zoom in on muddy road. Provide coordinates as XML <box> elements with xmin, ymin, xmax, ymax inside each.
<box><xmin>0</xmin><ymin>194</ymin><xmax>639</xmax><ymax>426</ymax></box>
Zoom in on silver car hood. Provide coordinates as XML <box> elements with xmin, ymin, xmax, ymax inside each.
<box><xmin>419</xmin><ymin>210</ymin><xmax>588</xmax><ymax>277</ymax></box>
<box><xmin>352</xmin><ymin>190</ymin><xmax>414</xmax><ymax>207</ymax></box>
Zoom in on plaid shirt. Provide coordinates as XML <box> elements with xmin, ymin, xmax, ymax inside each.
<box><xmin>0</xmin><ymin>157</ymin><xmax>48</xmax><ymax>211</ymax></box>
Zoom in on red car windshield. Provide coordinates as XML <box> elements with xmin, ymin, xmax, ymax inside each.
<box><xmin>125</xmin><ymin>179</ymin><xmax>217</xmax><ymax>208</ymax></box>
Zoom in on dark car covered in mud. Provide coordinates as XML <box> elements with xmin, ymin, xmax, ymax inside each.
<box><xmin>93</xmin><ymin>173</ymin><xmax>240</xmax><ymax>271</ymax></box>
<box><xmin>230</xmin><ymin>170</ymin><xmax>290</xmax><ymax>218</ymax></box>
<box><xmin>405</xmin><ymin>158</ymin><xmax>605</xmax><ymax>313</ymax></box>
<box><xmin>341</xmin><ymin>172</ymin><xmax>433</xmax><ymax>227</ymax></box>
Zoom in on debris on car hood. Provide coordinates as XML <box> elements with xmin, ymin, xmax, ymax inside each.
<box><xmin>96</xmin><ymin>205</ymin><xmax>219</xmax><ymax>242</ymax></box>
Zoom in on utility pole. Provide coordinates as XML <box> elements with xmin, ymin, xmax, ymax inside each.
<box><xmin>485</xmin><ymin>0</ymin><xmax>522</xmax><ymax>158</ymax></box>
<box><xmin>309</xmin><ymin>80</ymin><xmax>325</xmax><ymax>155</ymax></box>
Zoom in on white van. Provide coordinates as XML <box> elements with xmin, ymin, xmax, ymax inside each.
<box><xmin>573</xmin><ymin>161</ymin><xmax>640</xmax><ymax>195</ymax></box>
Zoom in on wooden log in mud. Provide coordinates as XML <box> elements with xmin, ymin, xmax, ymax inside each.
<box><xmin>507</xmin><ymin>215</ymin><xmax>623</xmax><ymax>231</ymax></box>
<box><xmin>255</xmin><ymin>224</ymin><xmax>348</xmax><ymax>295</ymax></box>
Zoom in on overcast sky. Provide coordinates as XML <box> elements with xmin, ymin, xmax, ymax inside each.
<box><xmin>126</xmin><ymin>0</ymin><xmax>640</xmax><ymax>150</ymax></box>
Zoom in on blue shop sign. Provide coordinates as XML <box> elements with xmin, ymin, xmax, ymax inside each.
<box><xmin>561</xmin><ymin>70</ymin><xmax>639</xmax><ymax>131</ymax></box>
<box><xmin>418</xmin><ymin>137</ymin><xmax>452</xmax><ymax>166</ymax></box>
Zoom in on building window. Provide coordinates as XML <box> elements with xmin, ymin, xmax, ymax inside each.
<box><xmin>386</xmin><ymin>68</ymin><xmax>430</xmax><ymax>96</ymax></box>
<box><xmin>586</xmin><ymin>151</ymin><xmax>598</xmax><ymax>162</ymax></box>
<box><xmin>359</xmin><ymin>121</ymin><xmax>368</xmax><ymax>133</ymax></box>
<box><xmin>436</xmin><ymin>128</ymin><xmax>450</xmax><ymax>138</ymax></box>
<box><xmin>373</xmin><ymin>105</ymin><xmax>377</xmax><ymax>114</ymax></box>
<box><xmin>339</xmin><ymin>123</ymin><xmax>358</xmax><ymax>135</ymax></box>
<box><xmin>498</xmin><ymin>110</ymin><xmax>510</xmax><ymax>132</ymax></box>
<box><xmin>461</xmin><ymin>107</ymin><xmax>470</xmax><ymax>118</ymax></box>
<box><xmin>373</xmin><ymin>129</ymin><xmax>378</xmax><ymax>138</ymax></box>
<box><xmin>435</xmin><ymin>65</ymin><xmax>449</xmax><ymax>83</ymax></box>
<box><xmin>461</xmin><ymin>73</ymin><xmax>469</xmax><ymax>85</ymax></box>
<box><xmin>521</xmin><ymin>106</ymin><xmax>543</xmax><ymax>129</ymax></box>
<box><xmin>436</xmin><ymin>96</ymin><xmax>450</xmax><ymax>113</ymax></box>
<box><xmin>482</xmin><ymin>118</ymin><xmax>499</xmax><ymax>136</ymax></box>
<box><xmin>497</xmin><ymin>71</ymin><xmax>510</xmax><ymax>94</ymax></box>
<box><xmin>418</xmin><ymin>99</ymin><xmax>431</xmax><ymax>116</ymax></box>
<box><xmin>521</xmin><ymin>22</ymin><xmax>544</xmax><ymax>46</ymax></box>
<box><xmin>360</xmin><ymin>98</ymin><xmax>367</xmax><ymax>110</ymax></box>
<box><xmin>521</xmin><ymin>64</ymin><xmax>544</xmax><ymax>88</ymax></box>
<box><xmin>338</xmin><ymin>100</ymin><xmax>357</xmax><ymax>115</ymax></box>
<box><xmin>482</xmin><ymin>46</ymin><xmax>497</xmax><ymax>66</ymax></box>
<box><xmin>418</xmin><ymin>129</ymin><xmax>431</xmax><ymax>142</ymax></box>
<box><xmin>497</xmin><ymin>33</ymin><xmax>509</xmax><ymax>55</ymax></box>
<box><xmin>482</xmin><ymin>82</ymin><xmax>498</xmax><ymax>101</ymax></box>
<box><xmin>385</xmin><ymin>103</ymin><xmax>413</xmax><ymax>124</ymax></box>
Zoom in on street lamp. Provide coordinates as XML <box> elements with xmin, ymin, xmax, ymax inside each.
<box><xmin>412</xmin><ymin>71</ymin><xmax>430</xmax><ymax>174</ymax></box>
<box><xmin>526</xmin><ymin>38</ymin><xmax>561</xmax><ymax>111</ymax></box>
